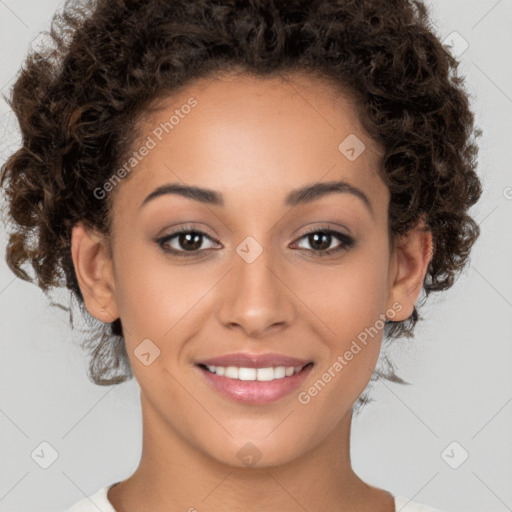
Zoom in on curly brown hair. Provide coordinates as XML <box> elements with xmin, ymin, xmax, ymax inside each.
<box><xmin>0</xmin><ymin>0</ymin><xmax>482</xmax><ymax>397</ymax></box>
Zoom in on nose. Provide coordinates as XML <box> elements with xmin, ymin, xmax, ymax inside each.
<box><xmin>216</xmin><ymin>240</ymin><xmax>296</xmax><ymax>338</ymax></box>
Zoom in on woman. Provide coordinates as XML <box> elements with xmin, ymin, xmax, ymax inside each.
<box><xmin>0</xmin><ymin>0</ymin><xmax>482</xmax><ymax>510</ymax></box>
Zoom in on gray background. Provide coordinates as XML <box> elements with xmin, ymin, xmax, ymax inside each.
<box><xmin>0</xmin><ymin>1</ymin><xmax>511</xmax><ymax>511</ymax></box>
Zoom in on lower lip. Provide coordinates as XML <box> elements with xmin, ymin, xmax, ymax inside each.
<box><xmin>198</xmin><ymin>364</ymin><xmax>314</xmax><ymax>405</ymax></box>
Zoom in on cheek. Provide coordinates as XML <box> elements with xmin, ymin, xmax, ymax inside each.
<box><xmin>300</xmin><ymin>250</ymin><xmax>390</xmax><ymax>339</ymax></box>
<box><xmin>111</xmin><ymin>245</ymin><xmax>212</xmax><ymax>345</ymax></box>
<box><xmin>295</xmin><ymin>245</ymin><xmax>390</xmax><ymax>389</ymax></box>
<box><xmin>292</xmin><ymin>262</ymin><xmax>388</xmax><ymax>435</ymax></box>
<box><xmin>111</xmin><ymin>254</ymin><xmax>211</xmax><ymax>401</ymax></box>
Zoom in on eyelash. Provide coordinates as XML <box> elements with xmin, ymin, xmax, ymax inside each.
<box><xmin>156</xmin><ymin>224</ymin><xmax>355</xmax><ymax>258</ymax></box>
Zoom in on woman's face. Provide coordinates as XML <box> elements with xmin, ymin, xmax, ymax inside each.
<box><xmin>74</xmin><ymin>72</ymin><xmax>421</xmax><ymax>468</ymax></box>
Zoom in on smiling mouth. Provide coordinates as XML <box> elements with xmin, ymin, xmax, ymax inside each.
<box><xmin>197</xmin><ymin>362</ymin><xmax>313</xmax><ymax>382</ymax></box>
<box><xmin>196</xmin><ymin>361</ymin><xmax>315</xmax><ymax>404</ymax></box>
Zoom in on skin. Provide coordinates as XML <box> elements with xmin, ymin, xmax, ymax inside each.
<box><xmin>71</xmin><ymin>71</ymin><xmax>432</xmax><ymax>512</ymax></box>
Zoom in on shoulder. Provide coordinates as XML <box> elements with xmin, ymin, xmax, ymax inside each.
<box><xmin>394</xmin><ymin>495</ymin><xmax>443</xmax><ymax>511</ymax></box>
<box><xmin>63</xmin><ymin>483</ymin><xmax>118</xmax><ymax>512</ymax></box>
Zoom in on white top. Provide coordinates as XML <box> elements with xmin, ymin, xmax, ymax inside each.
<box><xmin>64</xmin><ymin>482</ymin><xmax>443</xmax><ymax>511</ymax></box>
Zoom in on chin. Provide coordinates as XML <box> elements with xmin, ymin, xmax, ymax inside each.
<box><xmin>200</xmin><ymin>430</ymin><xmax>314</xmax><ymax>470</ymax></box>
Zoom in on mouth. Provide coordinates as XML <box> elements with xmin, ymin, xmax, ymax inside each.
<box><xmin>195</xmin><ymin>355</ymin><xmax>314</xmax><ymax>404</ymax></box>
<box><xmin>198</xmin><ymin>362</ymin><xmax>312</xmax><ymax>381</ymax></box>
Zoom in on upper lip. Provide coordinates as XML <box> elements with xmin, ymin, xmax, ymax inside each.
<box><xmin>196</xmin><ymin>352</ymin><xmax>312</xmax><ymax>368</ymax></box>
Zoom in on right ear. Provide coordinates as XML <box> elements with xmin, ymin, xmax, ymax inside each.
<box><xmin>70</xmin><ymin>222</ymin><xmax>119</xmax><ymax>323</ymax></box>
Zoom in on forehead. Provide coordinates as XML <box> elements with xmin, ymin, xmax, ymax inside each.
<box><xmin>115</xmin><ymin>71</ymin><xmax>387</xmax><ymax>216</ymax></box>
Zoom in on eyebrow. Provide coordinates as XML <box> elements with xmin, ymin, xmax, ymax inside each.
<box><xmin>140</xmin><ymin>179</ymin><xmax>374</xmax><ymax>216</ymax></box>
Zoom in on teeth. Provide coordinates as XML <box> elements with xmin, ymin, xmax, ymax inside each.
<box><xmin>204</xmin><ymin>365</ymin><xmax>304</xmax><ymax>381</ymax></box>
<box><xmin>225</xmin><ymin>366</ymin><xmax>238</xmax><ymax>379</ymax></box>
<box><xmin>238</xmin><ymin>368</ymin><xmax>257</xmax><ymax>381</ymax></box>
<box><xmin>256</xmin><ymin>367</ymin><xmax>274</xmax><ymax>381</ymax></box>
<box><xmin>274</xmin><ymin>366</ymin><xmax>286</xmax><ymax>379</ymax></box>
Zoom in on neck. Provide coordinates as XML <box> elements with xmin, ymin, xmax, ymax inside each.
<box><xmin>108</xmin><ymin>394</ymin><xmax>394</xmax><ymax>512</ymax></box>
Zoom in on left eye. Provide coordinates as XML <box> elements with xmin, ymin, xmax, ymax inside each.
<box><xmin>156</xmin><ymin>228</ymin><xmax>354</xmax><ymax>256</ymax></box>
<box><xmin>291</xmin><ymin>229</ymin><xmax>355</xmax><ymax>256</ymax></box>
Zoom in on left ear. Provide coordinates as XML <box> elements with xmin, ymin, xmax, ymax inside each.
<box><xmin>386</xmin><ymin>216</ymin><xmax>433</xmax><ymax>321</ymax></box>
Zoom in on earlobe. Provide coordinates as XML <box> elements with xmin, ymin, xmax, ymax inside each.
<box><xmin>386</xmin><ymin>219</ymin><xmax>433</xmax><ymax>322</ymax></box>
<box><xmin>71</xmin><ymin>222</ymin><xmax>119</xmax><ymax>323</ymax></box>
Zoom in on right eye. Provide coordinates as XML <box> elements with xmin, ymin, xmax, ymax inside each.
<box><xmin>156</xmin><ymin>227</ymin><xmax>221</xmax><ymax>256</ymax></box>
